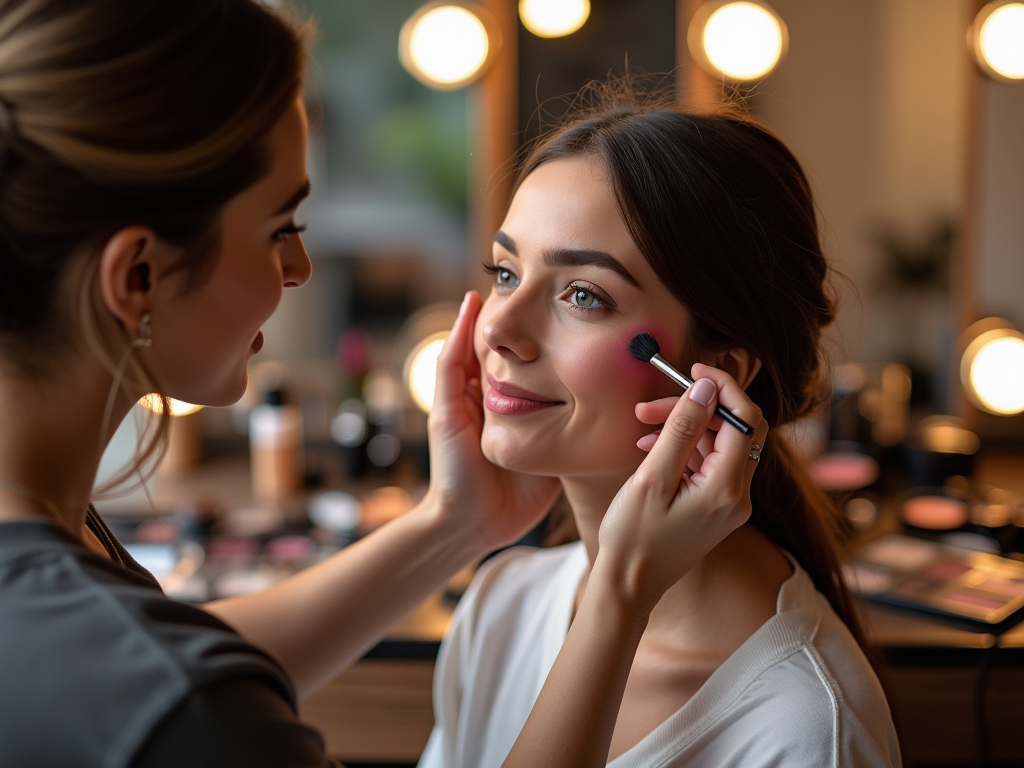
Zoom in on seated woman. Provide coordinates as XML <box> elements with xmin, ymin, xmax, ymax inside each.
<box><xmin>419</xmin><ymin>85</ymin><xmax>901</xmax><ymax>768</ymax></box>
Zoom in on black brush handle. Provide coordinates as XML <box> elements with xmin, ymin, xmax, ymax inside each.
<box><xmin>650</xmin><ymin>355</ymin><xmax>754</xmax><ymax>436</ymax></box>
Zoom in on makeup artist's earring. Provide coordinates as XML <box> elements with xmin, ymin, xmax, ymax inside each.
<box><xmin>134</xmin><ymin>313</ymin><xmax>153</xmax><ymax>348</ymax></box>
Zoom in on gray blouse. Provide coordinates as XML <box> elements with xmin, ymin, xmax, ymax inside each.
<box><xmin>0</xmin><ymin>508</ymin><xmax>337</xmax><ymax>767</ymax></box>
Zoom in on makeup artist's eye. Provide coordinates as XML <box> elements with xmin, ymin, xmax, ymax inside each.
<box><xmin>563</xmin><ymin>282</ymin><xmax>609</xmax><ymax>312</ymax></box>
<box><xmin>273</xmin><ymin>222</ymin><xmax>307</xmax><ymax>243</ymax></box>
<box><xmin>483</xmin><ymin>262</ymin><xmax>520</xmax><ymax>290</ymax></box>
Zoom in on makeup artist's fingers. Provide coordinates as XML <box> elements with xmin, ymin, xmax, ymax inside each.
<box><xmin>433</xmin><ymin>291</ymin><xmax>480</xmax><ymax>412</ymax></box>
<box><xmin>635</xmin><ymin>396</ymin><xmax>678</xmax><ymax>425</ymax></box>
<box><xmin>689</xmin><ymin>363</ymin><xmax>764</xmax><ymax>480</ymax></box>
<box><xmin>631</xmin><ymin>378</ymin><xmax>718</xmax><ymax>506</ymax></box>
<box><xmin>637</xmin><ymin>396</ymin><xmax>728</xmax><ymax>433</ymax></box>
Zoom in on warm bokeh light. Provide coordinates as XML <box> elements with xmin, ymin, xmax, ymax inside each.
<box><xmin>697</xmin><ymin>1</ymin><xmax>787</xmax><ymax>80</ymax></box>
<box><xmin>400</xmin><ymin>4</ymin><xmax>491</xmax><ymax>90</ymax></box>
<box><xmin>968</xmin><ymin>334</ymin><xmax>1024</xmax><ymax>415</ymax></box>
<box><xmin>519</xmin><ymin>0</ymin><xmax>590</xmax><ymax>38</ymax></box>
<box><xmin>975</xmin><ymin>2</ymin><xmax>1024</xmax><ymax>80</ymax></box>
<box><xmin>405</xmin><ymin>332</ymin><xmax>449</xmax><ymax>413</ymax></box>
<box><xmin>139</xmin><ymin>394</ymin><xmax>203</xmax><ymax>417</ymax></box>
<box><xmin>919</xmin><ymin>416</ymin><xmax>981</xmax><ymax>455</ymax></box>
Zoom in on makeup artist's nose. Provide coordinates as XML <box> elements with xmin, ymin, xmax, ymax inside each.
<box><xmin>481</xmin><ymin>294</ymin><xmax>541</xmax><ymax>362</ymax></box>
<box><xmin>282</xmin><ymin>235</ymin><xmax>312</xmax><ymax>288</ymax></box>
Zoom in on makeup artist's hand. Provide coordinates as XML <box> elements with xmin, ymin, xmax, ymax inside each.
<box><xmin>424</xmin><ymin>291</ymin><xmax>562</xmax><ymax>549</ymax></box>
<box><xmin>596</xmin><ymin>364</ymin><xmax>769</xmax><ymax>614</ymax></box>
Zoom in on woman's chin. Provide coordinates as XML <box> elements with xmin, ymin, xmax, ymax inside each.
<box><xmin>480</xmin><ymin>432</ymin><xmax>548</xmax><ymax>475</ymax></box>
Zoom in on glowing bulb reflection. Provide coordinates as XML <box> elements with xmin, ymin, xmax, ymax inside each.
<box><xmin>401</xmin><ymin>5</ymin><xmax>490</xmax><ymax>89</ymax></box>
<box><xmin>976</xmin><ymin>2</ymin><xmax>1024</xmax><ymax>80</ymax></box>
<box><xmin>519</xmin><ymin>0</ymin><xmax>590</xmax><ymax>38</ymax></box>
<box><xmin>702</xmin><ymin>2</ymin><xmax>786</xmax><ymax>80</ymax></box>
<box><xmin>405</xmin><ymin>332</ymin><xmax>449</xmax><ymax>414</ymax></box>
<box><xmin>969</xmin><ymin>335</ymin><xmax>1024</xmax><ymax>415</ymax></box>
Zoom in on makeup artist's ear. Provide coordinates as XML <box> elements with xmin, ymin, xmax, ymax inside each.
<box><xmin>96</xmin><ymin>226</ymin><xmax>163</xmax><ymax>328</ymax></box>
<box><xmin>701</xmin><ymin>348</ymin><xmax>762</xmax><ymax>391</ymax></box>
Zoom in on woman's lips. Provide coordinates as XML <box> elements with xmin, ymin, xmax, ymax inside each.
<box><xmin>484</xmin><ymin>374</ymin><xmax>563</xmax><ymax>415</ymax></box>
<box><xmin>251</xmin><ymin>331</ymin><xmax>264</xmax><ymax>354</ymax></box>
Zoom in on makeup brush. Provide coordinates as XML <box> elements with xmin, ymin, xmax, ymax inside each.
<box><xmin>627</xmin><ymin>332</ymin><xmax>754</xmax><ymax>435</ymax></box>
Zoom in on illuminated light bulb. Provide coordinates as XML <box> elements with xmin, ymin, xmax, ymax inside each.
<box><xmin>405</xmin><ymin>331</ymin><xmax>449</xmax><ymax>414</ymax></box>
<box><xmin>968</xmin><ymin>334</ymin><xmax>1024</xmax><ymax>415</ymax></box>
<box><xmin>519</xmin><ymin>0</ymin><xmax>590</xmax><ymax>38</ymax></box>
<box><xmin>139</xmin><ymin>394</ymin><xmax>203</xmax><ymax>417</ymax></box>
<box><xmin>692</xmin><ymin>1</ymin><xmax>787</xmax><ymax>81</ymax></box>
<box><xmin>400</xmin><ymin>4</ymin><xmax>494</xmax><ymax>90</ymax></box>
<box><xmin>974</xmin><ymin>2</ymin><xmax>1024</xmax><ymax>81</ymax></box>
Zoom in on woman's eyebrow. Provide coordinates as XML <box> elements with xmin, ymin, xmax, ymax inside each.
<box><xmin>493</xmin><ymin>230</ymin><xmax>517</xmax><ymax>255</ymax></box>
<box><xmin>273</xmin><ymin>179</ymin><xmax>311</xmax><ymax>215</ymax></box>
<box><xmin>545</xmin><ymin>247</ymin><xmax>639</xmax><ymax>287</ymax></box>
<box><xmin>493</xmin><ymin>230</ymin><xmax>640</xmax><ymax>288</ymax></box>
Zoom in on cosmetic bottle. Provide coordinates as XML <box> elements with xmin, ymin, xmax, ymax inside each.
<box><xmin>249</xmin><ymin>387</ymin><xmax>303</xmax><ymax>504</ymax></box>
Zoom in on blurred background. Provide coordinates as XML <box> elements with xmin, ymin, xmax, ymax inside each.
<box><xmin>95</xmin><ymin>2</ymin><xmax>1024</xmax><ymax>766</ymax></box>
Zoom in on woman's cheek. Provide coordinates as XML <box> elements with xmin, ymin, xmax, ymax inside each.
<box><xmin>554</xmin><ymin>332</ymin><xmax>643</xmax><ymax>410</ymax></box>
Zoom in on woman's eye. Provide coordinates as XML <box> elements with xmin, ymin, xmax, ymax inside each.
<box><xmin>567</xmin><ymin>283</ymin><xmax>607</xmax><ymax>310</ymax></box>
<box><xmin>494</xmin><ymin>267</ymin><xmax>520</xmax><ymax>289</ymax></box>
<box><xmin>274</xmin><ymin>222</ymin><xmax>307</xmax><ymax>243</ymax></box>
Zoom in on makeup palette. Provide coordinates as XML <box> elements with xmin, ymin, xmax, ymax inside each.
<box><xmin>849</xmin><ymin>533</ymin><xmax>1024</xmax><ymax>626</ymax></box>
<box><xmin>900</xmin><ymin>493</ymin><xmax>969</xmax><ymax>531</ymax></box>
<box><xmin>809</xmin><ymin>451</ymin><xmax>880</xmax><ymax>492</ymax></box>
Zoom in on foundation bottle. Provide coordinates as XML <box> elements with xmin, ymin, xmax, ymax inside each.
<box><xmin>249</xmin><ymin>387</ymin><xmax>302</xmax><ymax>504</ymax></box>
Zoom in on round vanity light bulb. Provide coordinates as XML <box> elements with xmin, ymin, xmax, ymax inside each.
<box><xmin>519</xmin><ymin>0</ymin><xmax>590</xmax><ymax>38</ymax></box>
<box><xmin>400</xmin><ymin>4</ymin><xmax>493</xmax><ymax>90</ymax></box>
<box><xmin>974</xmin><ymin>2</ymin><xmax>1024</xmax><ymax>81</ymax></box>
<box><xmin>405</xmin><ymin>332</ymin><xmax>449</xmax><ymax>414</ymax></box>
<box><xmin>139</xmin><ymin>394</ymin><xmax>203</xmax><ymax>417</ymax></box>
<box><xmin>694</xmin><ymin>1</ymin><xmax>787</xmax><ymax>81</ymax></box>
<box><xmin>968</xmin><ymin>334</ymin><xmax>1024</xmax><ymax>415</ymax></box>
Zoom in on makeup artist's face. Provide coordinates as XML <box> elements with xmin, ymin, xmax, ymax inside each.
<box><xmin>150</xmin><ymin>98</ymin><xmax>312</xmax><ymax>406</ymax></box>
<box><xmin>474</xmin><ymin>157</ymin><xmax>688</xmax><ymax>478</ymax></box>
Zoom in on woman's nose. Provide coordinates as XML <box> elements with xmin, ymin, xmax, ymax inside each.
<box><xmin>481</xmin><ymin>292</ymin><xmax>541</xmax><ymax>362</ymax></box>
<box><xmin>282</xmin><ymin>234</ymin><xmax>312</xmax><ymax>288</ymax></box>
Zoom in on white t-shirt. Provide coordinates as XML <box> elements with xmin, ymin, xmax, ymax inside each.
<box><xmin>419</xmin><ymin>542</ymin><xmax>901</xmax><ymax>768</ymax></box>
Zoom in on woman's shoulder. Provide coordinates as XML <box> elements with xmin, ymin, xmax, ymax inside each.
<box><xmin>444</xmin><ymin>542</ymin><xmax>587</xmax><ymax>649</ymax></box>
<box><xmin>720</xmin><ymin>558</ymin><xmax>901</xmax><ymax>765</ymax></box>
<box><xmin>466</xmin><ymin>541</ymin><xmax>587</xmax><ymax>607</ymax></box>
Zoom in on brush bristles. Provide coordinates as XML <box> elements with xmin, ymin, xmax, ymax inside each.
<box><xmin>627</xmin><ymin>332</ymin><xmax>661</xmax><ymax>363</ymax></box>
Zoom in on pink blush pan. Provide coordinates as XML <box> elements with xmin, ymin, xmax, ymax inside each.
<box><xmin>902</xmin><ymin>495</ymin><xmax>968</xmax><ymax>530</ymax></box>
<box><xmin>809</xmin><ymin>452</ymin><xmax>879</xmax><ymax>491</ymax></box>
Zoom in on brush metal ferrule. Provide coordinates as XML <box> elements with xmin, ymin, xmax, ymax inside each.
<box><xmin>650</xmin><ymin>354</ymin><xmax>694</xmax><ymax>390</ymax></box>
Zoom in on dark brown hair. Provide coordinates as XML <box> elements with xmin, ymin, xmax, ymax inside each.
<box><xmin>520</xmin><ymin>82</ymin><xmax>864</xmax><ymax>645</ymax></box>
<box><xmin>0</xmin><ymin>0</ymin><xmax>310</xmax><ymax>490</ymax></box>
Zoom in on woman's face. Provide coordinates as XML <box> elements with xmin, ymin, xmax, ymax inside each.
<box><xmin>150</xmin><ymin>98</ymin><xmax>312</xmax><ymax>407</ymax></box>
<box><xmin>474</xmin><ymin>157</ymin><xmax>689</xmax><ymax>478</ymax></box>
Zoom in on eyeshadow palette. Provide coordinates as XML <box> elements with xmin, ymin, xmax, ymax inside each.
<box><xmin>847</xmin><ymin>534</ymin><xmax>1024</xmax><ymax>627</ymax></box>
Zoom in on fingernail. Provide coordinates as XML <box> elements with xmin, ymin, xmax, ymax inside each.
<box><xmin>636</xmin><ymin>431</ymin><xmax>659</xmax><ymax>452</ymax></box>
<box><xmin>690</xmin><ymin>378</ymin><xmax>716</xmax><ymax>407</ymax></box>
<box><xmin>458</xmin><ymin>291</ymin><xmax>472</xmax><ymax>317</ymax></box>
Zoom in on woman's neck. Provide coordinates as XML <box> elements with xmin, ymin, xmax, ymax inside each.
<box><xmin>0</xmin><ymin>358</ymin><xmax>131</xmax><ymax>539</ymax></box>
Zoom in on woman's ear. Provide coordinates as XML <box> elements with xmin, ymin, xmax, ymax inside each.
<box><xmin>96</xmin><ymin>226</ymin><xmax>161</xmax><ymax>329</ymax></box>
<box><xmin>701</xmin><ymin>347</ymin><xmax>763</xmax><ymax>390</ymax></box>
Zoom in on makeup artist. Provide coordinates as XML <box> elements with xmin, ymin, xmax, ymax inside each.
<box><xmin>0</xmin><ymin>2</ymin><xmax>763</xmax><ymax>766</ymax></box>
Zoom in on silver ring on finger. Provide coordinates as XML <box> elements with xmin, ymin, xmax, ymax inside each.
<box><xmin>748</xmin><ymin>443</ymin><xmax>762</xmax><ymax>463</ymax></box>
